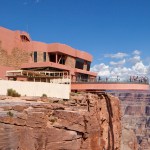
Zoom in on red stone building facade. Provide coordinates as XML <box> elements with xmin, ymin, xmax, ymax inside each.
<box><xmin>0</xmin><ymin>26</ymin><xmax>97</xmax><ymax>81</ymax></box>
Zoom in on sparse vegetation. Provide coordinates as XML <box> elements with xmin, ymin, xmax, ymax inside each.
<box><xmin>7</xmin><ymin>111</ymin><xmax>14</xmax><ymax>117</ymax></box>
<box><xmin>70</xmin><ymin>92</ymin><xmax>79</xmax><ymax>96</ymax></box>
<box><xmin>49</xmin><ymin>116</ymin><xmax>57</xmax><ymax>124</ymax></box>
<box><xmin>7</xmin><ymin>88</ymin><xmax>21</xmax><ymax>97</ymax></box>
<box><xmin>42</xmin><ymin>93</ymin><xmax>47</xmax><ymax>98</ymax></box>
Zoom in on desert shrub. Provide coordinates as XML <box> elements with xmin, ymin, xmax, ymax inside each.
<box><xmin>7</xmin><ymin>111</ymin><xmax>14</xmax><ymax>117</ymax></box>
<box><xmin>42</xmin><ymin>93</ymin><xmax>47</xmax><ymax>98</ymax></box>
<box><xmin>7</xmin><ymin>89</ymin><xmax>21</xmax><ymax>97</ymax></box>
<box><xmin>49</xmin><ymin>116</ymin><xmax>57</xmax><ymax>124</ymax></box>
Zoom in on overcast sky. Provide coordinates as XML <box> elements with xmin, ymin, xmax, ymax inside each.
<box><xmin>0</xmin><ymin>0</ymin><xmax>150</xmax><ymax>78</ymax></box>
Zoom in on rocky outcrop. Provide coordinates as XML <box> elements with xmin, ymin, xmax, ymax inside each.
<box><xmin>0</xmin><ymin>93</ymin><xmax>121</xmax><ymax>150</ymax></box>
<box><xmin>110</xmin><ymin>90</ymin><xmax>150</xmax><ymax>150</ymax></box>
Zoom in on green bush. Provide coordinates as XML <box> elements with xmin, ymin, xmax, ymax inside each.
<box><xmin>7</xmin><ymin>111</ymin><xmax>14</xmax><ymax>117</ymax></box>
<box><xmin>42</xmin><ymin>93</ymin><xmax>47</xmax><ymax>98</ymax></box>
<box><xmin>7</xmin><ymin>89</ymin><xmax>21</xmax><ymax>97</ymax></box>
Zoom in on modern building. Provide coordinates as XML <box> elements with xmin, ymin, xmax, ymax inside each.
<box><xmin>0</xmin><ymin>26</ymin><xmax>149</xmax><ymax>97</ymax></box>
<box><xmin>0</xmin><ymin>26</ymin><xmax>97</xmax><ymax>81</ymax></box>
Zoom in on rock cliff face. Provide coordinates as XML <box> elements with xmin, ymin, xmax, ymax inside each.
<box><xmin>110</xmin><ymin>90</ymin><xmax>150</xmax><ymax>150</ymax></box>
<box><xmin>0</xmin><ymin>93</ymin><xmax>121</xmax><ymax>150</ymax></box>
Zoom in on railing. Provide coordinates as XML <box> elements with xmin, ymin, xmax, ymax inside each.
<box><xmin>6</xmin><ymin>70</ymin><xmax>71</xmax><ymax>84</ymax></box>
<box><xmin>72</xmin><ymin>76</ymin><xmax>149</xmax><ymax>85</ymax></box>
<box><xmin>6</xmin><ymin>70</ymin><xmax>70</xmax><ymax>79</ymax></box>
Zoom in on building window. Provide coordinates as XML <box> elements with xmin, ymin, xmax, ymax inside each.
<box><xmin>43</xmin><ymin>52</ymin><xmax>46</xmax><ymax>62</ymax></box>
<box><xmin>20</xmin><ymin>35</ymin><xmax>30</xmax><ymax>42</ymax></box>
<box><xmin>49</xmin><ymin>53</ymin><xmax>56</xmax><ymax>62</ymax></box>
<box><xmin>34</xmin><ymin>51</ymin><xmax>37</xmax><ymax>62</ymax></box>
<box><xmin>87</xmin><ymin>61</ymin><xmax>91</xmax><ymax>71</ymax></box>
<box><xmin>75</xmin><ymin>58</ymin><xmax>84</xmax><ymax>69</ymax></box>
<box><xmin>58</xmin><ymin>54</ymin><xmax>66</xmax><ymax>65</ymax></box>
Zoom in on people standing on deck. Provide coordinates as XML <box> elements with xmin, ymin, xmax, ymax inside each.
<box><xmin>98</xmin><ymin>76</ymin><xmax>101</xmax><ymax>82</ymax></box>
<box><xmin>106</xmin><ymin>77</ymin><xmax>108</xmax><ymax>82</ymax></box>
<box><xmin>130</xmin><ymin>76</ymin><xmax>132</xmax><ymax>82</ymax></box>
<box><xmin>129</xmin><ymin>75</ymin><xmax>148</xmax><ymax>83</ymax></box>
<box><xmin>117</xmin><ymin>76</ymin><xmax>120</xmax><ymax>82</ymax></box>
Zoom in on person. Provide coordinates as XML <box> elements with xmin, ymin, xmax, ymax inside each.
<box><xmin>130</xmin><ymin>76</ymin><xmax>132</xmax><ymax>82</ymax></box>
<box><xmin>106</xmin><ymin>77</ymin><xmax>108</xmax><ymax>82</ymax></box>
<box><xmin>98</xmin><ymin>76</ymin><xmax>101</xmax><ymax>82</ymax></box>
<box><xmin>117</xmin><ymin>76</ymin><xmax>119</xmax><ymax>82</ymax></box>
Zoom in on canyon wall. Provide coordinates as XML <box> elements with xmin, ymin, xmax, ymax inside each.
<box><xmin>110</xmin><ymin>90</ymin><xmax>150</xmax><ymax>150</ymax></box>
<box><xmin>0</xmin><ymin>93</ymin><xmax>121</xmax><ymax>150</ymax></box>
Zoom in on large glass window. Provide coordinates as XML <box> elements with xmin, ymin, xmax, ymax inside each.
<box><xmin>58</xmin><ymin>54</ymin><xmax>66</xmax><ymax>65</ymax></box>
<box><xmin>77</xmin><ymin>73</ymin><xmax>88</xmax><ymax>82</ymax></box>
<box><xmin>87</xmin><ymin>61</ymin><xmax>91</xmax><ymax>71</ymax></box>
<box><xmin>75</xmin><ymin>58</ymin><xmax>84</xmax><ymax>69</ymax></box>
<box><xmin>43</xmin><ymin>52</ymin><xmax>46</xmax><ymax>62</ymax></box>
<box><xmin>49</xmin><ymin>53</ymin><xmax>56</xmax><ymax>62</ymax></box>
<box><xmin>34</xmin><ymin>51</ymin><xmax>37</xmax><ymax>62</ymax></box>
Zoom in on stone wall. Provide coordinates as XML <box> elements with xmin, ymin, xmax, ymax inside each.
<box><xmin>0</xmin><ymin>41</ymin><xmax>30</xmax><ymax>69</ymax></box>
<box><xmin>0</xmin><ymin>46</ymin><xmax>8</xmax><ymax>66</ymax></box>
<box><xmin>65</xmin><ymin>56</ymin><xmax>76</xmax><ymax>68</ymax></box>
<box><xmin>37</xmin><ymin>51</ymin><xmax>44</xmax><ymax>62</ymax></box>
<box><xmin>83</xmin><ymin>61</ymin><xmax>88</xmax><ymax>71</ymax></box>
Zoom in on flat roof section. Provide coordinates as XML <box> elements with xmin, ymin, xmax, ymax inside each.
<box><xmin>48</xmin><ymin>43</ymin><xmax>93</xmax><ymax>62</ymax></box>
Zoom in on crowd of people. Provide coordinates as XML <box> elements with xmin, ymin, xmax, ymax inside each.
<box><xmin>129</xmin><ymin>76</ymin><xmax>149</xmax><ymax>83</ymax></box>
<box><xmin>97</xmin><ymin>75</ymin><xmax>149</xmax><ymax>84</ymax></box>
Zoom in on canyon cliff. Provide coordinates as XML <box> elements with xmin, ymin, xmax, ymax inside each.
<box><xmin>0</xmin><ymin>93</ymin><xmax>121</xmax><ymax>150</ymax></box>
<box><xmin>110</xmin><ymin>90</ymin><xmax>150</xmax><ymax>150</ymax></box>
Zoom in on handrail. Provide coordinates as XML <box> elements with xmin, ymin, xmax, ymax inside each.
<box><xmin>6</xmin><ymin>70</ymin><xmax>70</xmax><ymax>79</ymax></box>
<box><xmin>72</xmin><ymin>77</ymin><xmax>149</xmax><ymax>85</ymax></box>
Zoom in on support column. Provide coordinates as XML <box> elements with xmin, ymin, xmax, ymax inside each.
<box><xmin>56</xmin><ymin>53</ymin><xmax>58</xmax><ymax>63</ymax></box>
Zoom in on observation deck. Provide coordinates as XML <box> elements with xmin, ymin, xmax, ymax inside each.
<box><xmin>71</xmin><ymin>77</ymin><xmax>149</xmax><ymax>91</ymax></box>
<box><xmin>5</xmin><ymin>70</ymin><xmax>150</xmax><ymax>91</ymax></box>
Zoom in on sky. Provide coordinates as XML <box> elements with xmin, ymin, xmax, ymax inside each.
<box><xmin>0</xmin><ymin>0</ymin><xmax>150</xmax><ymax>78</ymax></box>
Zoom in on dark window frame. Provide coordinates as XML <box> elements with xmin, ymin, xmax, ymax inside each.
<box><xmin>43</xmin><ymin>52</ymin><xmax>46</xmax><ymax>62</ymax></box>
<box><xmin>34</xmin><ymin>51</ymin><xmax>37</xmax><ymax>62</ymax></box>
<box><xmin>75</xmin><ymin>58</ymin><xmax>84</xmax><ymax>70</ymax></box>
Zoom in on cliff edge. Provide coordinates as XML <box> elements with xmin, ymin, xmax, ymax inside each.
<box><xmin>0</xmin><ymin>93</ymin><xmax>121</xmax><ymax>150</ymax></box>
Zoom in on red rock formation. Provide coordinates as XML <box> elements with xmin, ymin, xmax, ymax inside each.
<box><xmin>0</xmin><ymin>93</ymin><xmax>121</xmax><ymax>150</ymax></box>
<box><xmin>110</xmin><ymin>90</ymin><xmax>150</xmax><ymax>150</ymax></box>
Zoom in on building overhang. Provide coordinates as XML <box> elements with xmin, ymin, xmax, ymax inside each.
<box><xmin>74</xmin><ymin>68</ymin><xmax>97</xmax><ymax>77</ymax></box>
<box><xmin>21</xmin><ymin>62</ymin><xmax>70</xmax><ymax>71</ymax></box>
<box><xmin>48</xmin><ymin>43</ymin><xmax>93</xmax><ymax>62</ymax></box>
<box><xmin>21</xmin><ymin>62</ymin><xmax>97</xmax><ymax>77</ymax></box>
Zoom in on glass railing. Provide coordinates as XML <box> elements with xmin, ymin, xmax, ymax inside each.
<box><xmin>72</xmin><ymin>76</ymin><xmax>149</xmax><ymax>84</ymax></box>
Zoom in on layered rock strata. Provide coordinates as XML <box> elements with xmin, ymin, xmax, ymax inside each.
<box><xmin>0</xmin><ymin>93</ymin><xmax>121</xmax><ymax>150</ymax></box>
<box><xmin>110</xmin><ymin>90</ymin><xmax>150</xmax><ymax>150</ymax></box>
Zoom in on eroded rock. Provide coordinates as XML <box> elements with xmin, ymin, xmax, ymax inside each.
<box><xmin>0</xmin><ymin>93</ymin><xmax>121</xmax><ymax>150</ymax></box>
